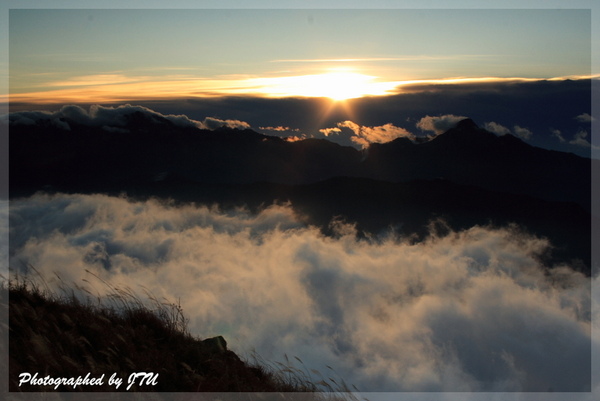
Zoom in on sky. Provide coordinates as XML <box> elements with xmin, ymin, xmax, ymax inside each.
<box><xmin>6</xmin><ymin>8</ymin><xmax>592</xmax><ymax>103</ymax></box>
<box><xmin>2</xmin><ymin>1</ymin><xmax>600</xmax><ymax>399</ymax></box>
<box><xmin>3</xmin><ymin>4</ymin><xmax>597</xmax><ymax>157</ymax></box>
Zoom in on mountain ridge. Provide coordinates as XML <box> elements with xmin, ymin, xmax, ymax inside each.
<box><xmin>9</xmin><ymin>115</ymin><xmax>591</xmax><ymax>209</ymax></box>
<box><xmin>8</xmin><ymin>114</ymin><xmax>593</xmax><ymax>272</ymax></box>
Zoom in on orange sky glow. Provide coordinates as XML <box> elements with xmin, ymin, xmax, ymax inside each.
<box><xmin>7</xmin><ymin>72</ymin><xmax>596</xmax><ymax>105</ymax></box>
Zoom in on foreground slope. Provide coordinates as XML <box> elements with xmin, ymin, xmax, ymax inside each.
<box><xmin>7</xmin><ymin>281</ymin><xmax>335</xmax><ymax>393</ymax></box>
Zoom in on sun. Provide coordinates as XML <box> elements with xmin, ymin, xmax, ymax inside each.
<box><xmin>254</xmin><ymin>70</ymin><xmax>395</xmax><ymax>101</ymax></box>
<box><xmin>301</xmin><ymin>72</ymin><xmax>382</xmax><ymax>101</ymax></box>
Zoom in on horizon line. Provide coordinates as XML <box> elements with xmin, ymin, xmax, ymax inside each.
<box><xmin>4</xmin><ymin>74</ymin><xmax>598</xmax><ymax>105</ymax></box>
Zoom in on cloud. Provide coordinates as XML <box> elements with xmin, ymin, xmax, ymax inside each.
<box><xmin>9</xmin><ymin>193</ymin><xmax>592</xmax><ymax>392</ymax></box>
<box><xmin>319</xmin><ymin>127</ymin><xmax>342</xmax><ymax>136</ymax></box>
<box><xmin>329</xmin><ymin>120</ymin><xmax>414</xmax><ymax>149</ymax></box>
<box><xmin>483</xmin><ymin>122</ymin><xmax>533</xmax><ymax>141</ymax></box>
<box><xmin>570</xmin><ymin>129</ymin><xmax>592</xmax><ymax>147</ymax></box>
<box><xmin>416</xmin><ymin>114</ymin><xmax>468</xmax><ymax>135</ymax></box>
<box><xmin>551</xmin><ymin>128</ymin><xmax>566</xmax><ymax>142</ymax></box>
<box><xmin>3</xmin><ymin>109</ymin><xmax>70</xmax><ymax>130</ymax></box>
<box><xmin>5</xmin><ymin>104</ymin><xmax>251</xmax><ymax>132</ymax></box>
<box><xmin>317</xmin><ymin>121</ymin><xmax>414</xmax><ymax>149</ymax></box>
<box><xmin>575</xmin><ymin>113</ymin><xmax>594</xmax><ymax>123</ymax></box>
<box><xmin>259</xmin><ymin>126</ymin><xmax>300</xmax><ymax>132</ymax></box>
<box><xmin>47</xmin><ymin>74</ymin><xmax>136</xmax><ymax>87</ymax></box>
<box><xmin>199</xmin><ymin>116</ymin><xmax>251</xmax><ymax>130</ymax></box>
<box><xmin>284</xmin><ymin>135</ymin><xmax>306</xmax><ymax>142</ymax></box>
<box><xmin>483</xmin><ymin>121</ymin><xmax>511</xmax><ymax>136</ymax></box>
<box><xmin>258</xmin><ymin>126</ymin><xmax>304</xmax><ymax>140</ymax></box>
<box><xmin>513</xmin><ymin>125</ymin><xmax>533</xmax><ymax>140</ymax></box>
<box><xmin>566</xmin><ymin>130</ymin><xmax>600</xmax><ymax>153</ymax></box>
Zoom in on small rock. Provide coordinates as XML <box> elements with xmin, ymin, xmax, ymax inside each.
<box><xmin>201</xmin><ymin>336</ymin><xmax>227</xmax><ymax>353</ymax></box>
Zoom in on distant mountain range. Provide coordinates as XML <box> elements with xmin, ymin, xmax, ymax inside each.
<box><xmin>9</xmin><ymin>111</ymin><xmax>593</xmax><ymax>272</ymax></box>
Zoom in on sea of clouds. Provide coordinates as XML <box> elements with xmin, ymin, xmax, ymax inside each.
<box><xmin>6</xmin><ymin>193</ymin><xmax>598</xmax><ymax>395</ymax></box>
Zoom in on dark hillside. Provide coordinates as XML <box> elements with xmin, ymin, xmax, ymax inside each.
<box><xmin>6</xmin><ymin>280</ymin><xmax>339</xmax><ymax>393</ymax></box>
<box><xmin>362</xmin><ymin>119</ymin><xmax>591</xmax><ymax>209</ymax></box>
<box><xmin>9</xmin><ymin>116</ymin><xmax>592</xmax><ymax>210</ymax></box>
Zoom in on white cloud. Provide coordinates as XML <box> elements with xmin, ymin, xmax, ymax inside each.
<box><xmin>259</xmin><ymin>126</ymin><xmax>300</xmax><ymax>132</ymax></box>
<box><xmin>551</xmin><ymin>128</ymin><xmax>566</xmax><ymax>142</ymax></box>
<box><xmin>484</xmin><ymin>122</ymin><xmax>533</xmax><ymax>141</ymax></box>
<box><xmin>570</xmin><ymin>129</ymin><xmax>592</xmax><ymax>147</ymax></box>
<box><xmin>483</xmin><ymin>121</ymin><xmax>511</xmax><ymax>136</ymax></box>
<box><xmin>334</xmin><ymin>120</ymin><xmax>414</xmax><ymax>149</ymax></box>
<box><xmin>575</xmin><ymin>113</ymin><xmax>594</xmax><ymax>123</ymax></box>
<box><xmin>3</xmin><ymin>109</ymin><xmax>71</xmax><ymax>130</ymax></box>
<box><xmin>416</xmin><ymin>114</ymin><xmax>468</xmax><ymax>135</ymax></box>
<box><xmin>513</xmin><ymin>125</ymin><xmax>533</xmax><ymax>140</ymax></box>
<box><xmin>284</xmin><ymin>135</ymin><xmax>306</xmax><ymax>142</ymax></box>
<box><xmin>9</xmin><ymin>193</ymin><xmax>593</xmax><ymax>393</ymax></box>
<box><xmin>200</xmin><ymin>116</ymin><xmax>251</xmax><ymax>130</ymax></box>
<box><xmin>319</xmin><ymin>127</ymin><xmax>342</xmax><ymax>136</ymax></box>
<box><xmin>556</xmin><ymin>129</ymin><xmax>600</xmax><ymax>152</ymax></box>
<box><xmin>6</xmin><ymin>104</ymin><xmax>251</xmax><ymax>132</ymax></box>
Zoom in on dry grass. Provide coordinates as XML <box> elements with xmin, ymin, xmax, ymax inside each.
<box><xmin>4</xmin><ymin>269</ymin><xmax>363</xmax><ymax>399</ymax></box>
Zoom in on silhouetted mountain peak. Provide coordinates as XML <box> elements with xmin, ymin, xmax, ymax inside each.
<box><xmin>444</xmin><ymin>119</ymin><xmax>530</xmax><ymax>150</ymax></box>
<box><xmin>455</xmin><ymin>118</ymin><xmax>478</xmax><ymax>131</ymax></box>
<box><xmin>430</xmin><ymin>118</ymin><xmax>495</xmax><ymax>147</ymax></box>
<box><xmin>376</xmin><ymin>135</ymin><xmax>415</xmax><ymax>150</ymax></box>
<box><xmin>10</xmin><ymin>108</ymin><xmax>592</xmax><ymax>212</ymax></box>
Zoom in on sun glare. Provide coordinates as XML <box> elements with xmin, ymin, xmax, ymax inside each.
<box><xmin>254</xmin><ymin>71</ymin><xmax>395</xmax><ymax>101</ymax></box>
<box><xmin>300</xmin><ymin>72</ymin><xmax>379</xmax><ymax>100</ymax></box>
